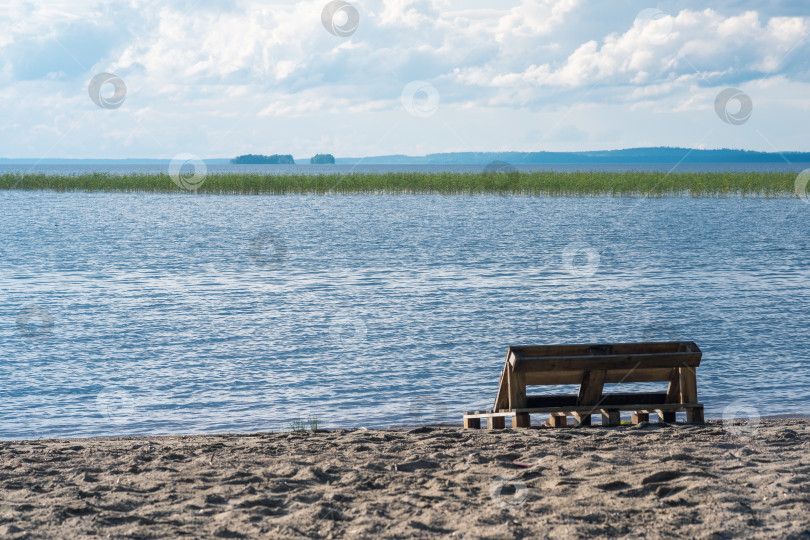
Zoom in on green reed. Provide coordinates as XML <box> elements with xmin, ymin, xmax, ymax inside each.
<box><xmin>0</xmin><ymin>171</ymin><xmax>798</xmax><ymax>197</ymax></box>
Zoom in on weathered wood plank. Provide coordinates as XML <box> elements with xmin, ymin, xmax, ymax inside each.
<box><xmin>507</xmin><ymin>366</ymin><xmax>527</xmax><ymax>409</ymax></box>
<box><xmin>572</xmin><ymin>412</ymin><xmax>592</xmax><ymax>426</ymax></box>
<box><xmin>527</xmin><ymin>392</ymin><xmax>668</xmax><ymax>408</ymax></box>
<box><xmin>665</xmin><ymin>367</ymin><xmax>681</xmax><ymax>403</ymax></box>
<box><xmin>509</xmin><ymin>341</ymin><xmax>700</xmax><ymax>362</ymax></box>
<box><xmin>549</xmin><ymin>414</ymin><xmax>567</xmax><ymax>428</ymax></box>
<box><xmin>488</xmin><ymin>416</ymin><xmax>506</xmax><ymax>429</ymax></box>
<box><xmin>526</xmin><ymin>368</ymin><xmax>675</xmax><ymax>385</ymax></box>
<box><xmin>686</xmin><ymin>405</ymin><xmax>704</xmax><ymax>424</ymax></box>
<box><xmin>601</xmin><ymin>410</ymin><xmax>621</xmax><ymax>426</ymax></box>
<box><xmin>631</xmin><ymin>412</ymin><xmax>650</xmax><ymax>424</ymax></box>
<box><xmin>463</xmin><ymin>417</ymin><xmax>481</xmax><ymax>429</ymax></box>
<box><xmin>679</xmin><ymin>366</ymin><xmax>698</xmax><ymax>405</ymax></box>
<box><xmin>463</xmin><ymin>402</ymin><xmax>701</xmax><ymax>419</ymax></box>
<box><xmin>514</xmin><ymin>352</ymin><xmax>702</xmax><ymax>373</ymax></box>
<box><xmin>657</xmin><ymin>410</ymin><xmax>676</xmax><ymax>422</ymax></box>
<box><xmin>493</xmin><ymin>352</ymin><xmax>512</xmax><ymax>411</ymax></box>
<box><xmin>513</xmin><ymin>413</ymin><xmax>531</xmax><ymax>428</ymax></box>
<box><xmin>577</xmin><ymin>370</ymin><xmax>607</xmax><ymax>405</ymax></box>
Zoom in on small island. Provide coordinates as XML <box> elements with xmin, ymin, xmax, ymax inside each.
<box><xmin>310</xmin><ymin>154</ymin><xmax>336</xmax><ymax>164</ymax></box>
<box><xmin>231</xmin><ymin>154</ymin><xmax>295</xmax><ymax>165</ymax></box>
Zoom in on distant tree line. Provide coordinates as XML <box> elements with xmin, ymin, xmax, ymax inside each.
<box><xmin>310</xmin><ymin>154</ymin><xmax>335</xmax><ymax>164</ymax></box>
<box><xmin>334</xmin><ymin>147</ymin><xmax>810</xmax><ymax>165</ymax></box>
<box><xmin>231</xmin><ymin>154</ymin><xmax>295</xmax><ymax>164</ymax></box>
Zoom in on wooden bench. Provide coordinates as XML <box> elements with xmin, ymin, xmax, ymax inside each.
<box><xmin>463</xmin><ymin>341</ymin><xmax>704</xmax><ymax>429</ymax></box>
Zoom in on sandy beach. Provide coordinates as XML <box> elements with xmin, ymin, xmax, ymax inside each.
<box><xmin>1</xmin><ymin>419</ymin><xmax>808</xmax><ymax>539</ymax></box>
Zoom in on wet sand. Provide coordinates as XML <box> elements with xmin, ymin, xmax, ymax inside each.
<box><xmin>1</xmin><ymin>419</ymin><xmax>808</xmax><ymax>538</ymax></box>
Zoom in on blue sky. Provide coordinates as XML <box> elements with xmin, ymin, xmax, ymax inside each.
<box><xmin>1</xmin><ymin>0</ymin><xmax>809</xmax><ymax>159</ymax></box>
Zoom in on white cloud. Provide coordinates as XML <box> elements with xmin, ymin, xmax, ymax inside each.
<box><xmin>456</xmin><ymin>9</ymin><xmax>810</xmax><ymax>96</ymax></box>
<box><xmin>495</xmin><ymin>0</ymin><xmax>581</xmax><ymax>39</ymax></box>
<box><xmin>1</xmin><ymin>1</ymin><xmax>810</xmax><ymax>157</ymax></box>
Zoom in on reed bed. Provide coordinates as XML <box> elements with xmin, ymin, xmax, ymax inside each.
<box><xmin>0</xmin><ymin>171</ymin><xmax>797</xmax><ymax>197</ymax></box>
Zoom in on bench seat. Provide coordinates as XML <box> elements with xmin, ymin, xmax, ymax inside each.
<box><xmin>463</xmin><ymin>341</ymin><xmax>704</xmax><ymax>429</ymax></box>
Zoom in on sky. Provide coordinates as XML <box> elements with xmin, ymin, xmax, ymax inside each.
<box><xmin>1</xmin><ymin>0</ymin><xmax>809</xmax><ymax>159</ymax></box>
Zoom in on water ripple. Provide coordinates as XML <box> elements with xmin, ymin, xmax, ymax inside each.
<box><xmin>0</xmin><ymin>192</ymin><xmax>808</xmax><ymax>438</ymax></box>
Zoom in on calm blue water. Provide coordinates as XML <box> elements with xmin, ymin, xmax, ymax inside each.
<box><xmin>1</xmin><ymin>162</ymin><xmax>809</xmax><ymax>176</ymax></box>
<box><xmin>1</xmin><ymin>192</ymin><xmax>809</xmax><ymax>439</ymax></box>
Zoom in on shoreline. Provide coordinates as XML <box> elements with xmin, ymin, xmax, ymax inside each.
<box><xmin>6</xmin><ymin>413</ymin><xmax>808</xmax><ymax>444</ymax></box>
<box><xmin>2</xmin><ymin>419</ymin><xmax>808</xmax><ymax>538</ymax></box>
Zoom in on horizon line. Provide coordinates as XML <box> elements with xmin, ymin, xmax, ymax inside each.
<box><xmin>3</xmin><ymin>146</ymin><xmax>810</xmax><ymax>163</ymax></box>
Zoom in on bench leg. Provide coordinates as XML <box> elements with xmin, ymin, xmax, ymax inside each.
<box><xmin>657</xmin><ymin>410</ymin><xmax>676</xmax><ymax>423</ymax></box>
<box><xmin>601</xmin><ymin>410</ymin><xmax>620</xmax><ymax>426</ymax></box>
<box><xmin>631</xmin><ymin>412</ymin><xmax>649</xmax><ymax>425</ymax></box>
<box><xmin>463</xmin><ymin>417</ymin><xmax>481</xmax><ymax>429</ymax></box>
<box><xmin>513</xmin><ymin>414</ymin><xmax>531</xmax><ymax>428</ymax></box>
<box><xmin>488</xmin><ymin>416</ymin><xmax>506</xmax><ymax>429</ymax></box>
<box><xmin>549</xmin><ymin>413</ymin><xmax>567</xmax><ymax>428</ymax></box>
<box><xmin>686</xmin><ymin>406</ymin><xmax>704</xmax><ymax>424</ymax></box>
<box><xmin>572</xmin><ymin>413</ymin><xmax>591</xmax><ymax>426</ymax></box>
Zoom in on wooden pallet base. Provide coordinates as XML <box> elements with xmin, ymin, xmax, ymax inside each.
<box><xmin>463</xmin><ymin>403</ymin><xmax>703</xmax><ymax>429</ymax></box>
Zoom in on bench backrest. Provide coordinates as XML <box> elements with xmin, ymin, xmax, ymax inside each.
<box><xmin>494</xmin><ymin>341</ymin><xmax>702</xmax><ymax>410</ymax></box>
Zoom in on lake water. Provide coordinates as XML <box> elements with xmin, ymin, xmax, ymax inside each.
<box><xmin>2</xmin><ymin>162</ymin><xmax>810</xmax><ymax>176</ymax></box>
<box><xmin>1</xmin><ymin>191</ymin><xmax>809</xmax><ymax>439</ymax></box>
